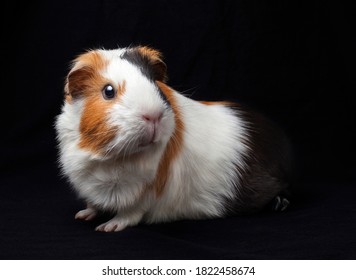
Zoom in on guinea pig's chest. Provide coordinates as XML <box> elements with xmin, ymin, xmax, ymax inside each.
<box><xmin>72</xmin><ymin>159</ymin><xmax>156</xmax><ymax>209</ymax></box>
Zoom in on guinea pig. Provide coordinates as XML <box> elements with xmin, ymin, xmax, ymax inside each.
<box><xmin>55</xmin><ymin>46</ymin><xmax>293</xmax><ymax>232</ymax></box>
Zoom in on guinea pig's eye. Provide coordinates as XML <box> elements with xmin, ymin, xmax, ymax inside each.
<box><xmin>102</xmin><ymin>84</ymin><xmax>116</xmax><ymax>100</ymax></box>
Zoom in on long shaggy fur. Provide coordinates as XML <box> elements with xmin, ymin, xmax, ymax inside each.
<box><xmin>55</xmin><ymin>46</ymin><xmax>292</xmax><ymax>232</ymax></box>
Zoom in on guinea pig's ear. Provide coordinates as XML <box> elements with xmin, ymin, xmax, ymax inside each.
<box><xmin>64</xmin><ymin>63</ymin><xmax>94</xmax><ymax>100</ymax></box>
<box><xmin>124</xmin><ymin>46</ymin><xmax>168</xmax><ymax>82</ymax></box>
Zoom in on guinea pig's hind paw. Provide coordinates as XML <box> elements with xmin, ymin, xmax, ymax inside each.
<box><xmin>95</xmin><ymin>218</ymin><xmax>128</xmax><ymax>232</ymax></box>
<box><xmin>272</xmin><ymin>196</ymin><xmax>290</xmax><ymax>212</ymax></box>
<box><xmin>75</xmin><ymin>208</ymin><xmax>97</xmax><ymax>221</ymax></box>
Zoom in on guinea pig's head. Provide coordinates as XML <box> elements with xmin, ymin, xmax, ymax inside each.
<box><xmin>63</xmin><ymin>46</ymin><xmax>175</xmax><ymax>159</ymax></box>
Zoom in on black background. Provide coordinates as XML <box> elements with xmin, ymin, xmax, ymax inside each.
<box><xmin>3</xmin><ymin>0</ymin><xmax>355</xmax><ymax>259</ymax></box>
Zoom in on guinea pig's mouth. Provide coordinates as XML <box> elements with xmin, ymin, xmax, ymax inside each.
<box><xmin>139</xmin><ymin>140</ymin><xmax>154</xmax><ymax>148</ymax></box>
<box><xmin>138</xmin><ymin>123</ymin><xmax>162</xmax><ymax>148</ymax></box>
<box><xmin>139</xmin><ymin>131</ymin><xmax>156</xmax><ymax>147</ymax></box>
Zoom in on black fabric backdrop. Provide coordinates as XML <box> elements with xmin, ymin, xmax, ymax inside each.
<box><xmin>4</xmin><ymin>0</ymin><xmax>355</xmax><ymax>259</ymax></box>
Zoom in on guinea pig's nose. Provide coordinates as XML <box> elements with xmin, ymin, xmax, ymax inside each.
<box><xmin>142</xmin><ymin>112</ymin><xmax>163</xmax><ymax>123</ymax></box>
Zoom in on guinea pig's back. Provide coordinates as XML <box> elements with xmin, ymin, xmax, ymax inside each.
<box><xmin>225</xmin><ymin>104</ymin><xmax>294</xmax><ymax>214</ymax></box>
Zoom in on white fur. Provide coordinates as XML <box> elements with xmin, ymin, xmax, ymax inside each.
<box><xmin>55</xmin><ymin>48</ymin><xmax>251</xmax><ymax>231</ymax></box>
<box><xmin>144</xmin><ymin>94</ymin><xmax>250</xmax><ymax>222</ymax></box>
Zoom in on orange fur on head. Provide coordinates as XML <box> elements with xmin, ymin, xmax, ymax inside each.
<box><xmin>136</xmin><ymin>46</ymin><xmax>163</xmax><ymax>62</ymax></box>
<box><xmin>151</xmin><ymin>81</ymin><xmax>184</xmax><ymax>196</ymax></box>
<box><xmin>136</xmin><ymin>46</ymin><xmax>168</xmax><ymax>82</ymax></box>
<box><xmin>65</xmin><ymin>50</ymin><xmax>109</xmax><ymax>100</ymax></box>
<box><xmin>78</xmin><ymin>93</ymin><xmax>118</xmax><ymax>154</ymax></box>
<box><xmin>65</xmin><ymin>51</ymin><xmax>125</xmax><ymax>155</ymax></box>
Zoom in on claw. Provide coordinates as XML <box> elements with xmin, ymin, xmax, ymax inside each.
<box><xmin>272</xmin><ymin>195</ymin><xmax>290</xmax><ymax>212</ymax></box>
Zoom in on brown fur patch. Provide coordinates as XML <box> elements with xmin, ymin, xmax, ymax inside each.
<box><xmin>65</xmin><ymin>50</ymin><xmax>109</xmax><ymax>99</ymax></box>
<box><xmin>74</xmin><ymin>50</ymin><xmax>107</xmax><ymax>71</ymax></box>
<box><xmin>65</xmin><ymin>51</ymin><xmax>123</xmax><ymax>155</ymax></box>
<box><xmin>199</xmin><ymin>101</ymin><xmax>236</xmax><ymax>106</ymax></box>
<box><xmin>152</xmin><ymin>81</ymin><xmax>185</xmax><ymax>196</ymax></box>
<box><xmin>78</xmin><ymin>94</ymin><xmax>118</xmax><ymax>154</ymax></box>
<box><xmin>136</xmin><ymin>46</ymin><xmax>163</xmax><ymax>62</ymax></box>
<box><xmin>135</xmin><ymin>46</ymin><xmax>167</xmax><ymax>82</ymax></box>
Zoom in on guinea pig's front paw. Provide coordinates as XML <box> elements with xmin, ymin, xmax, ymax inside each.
<box><xmin>75</xmin><ymin>207</ymin><xmax>97</xmax><ymax>221</ymax></box>
<box><xmin>95</xmin><ymin>217</ymin><xmax>129</xmax><ymax>232</ymax></box>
